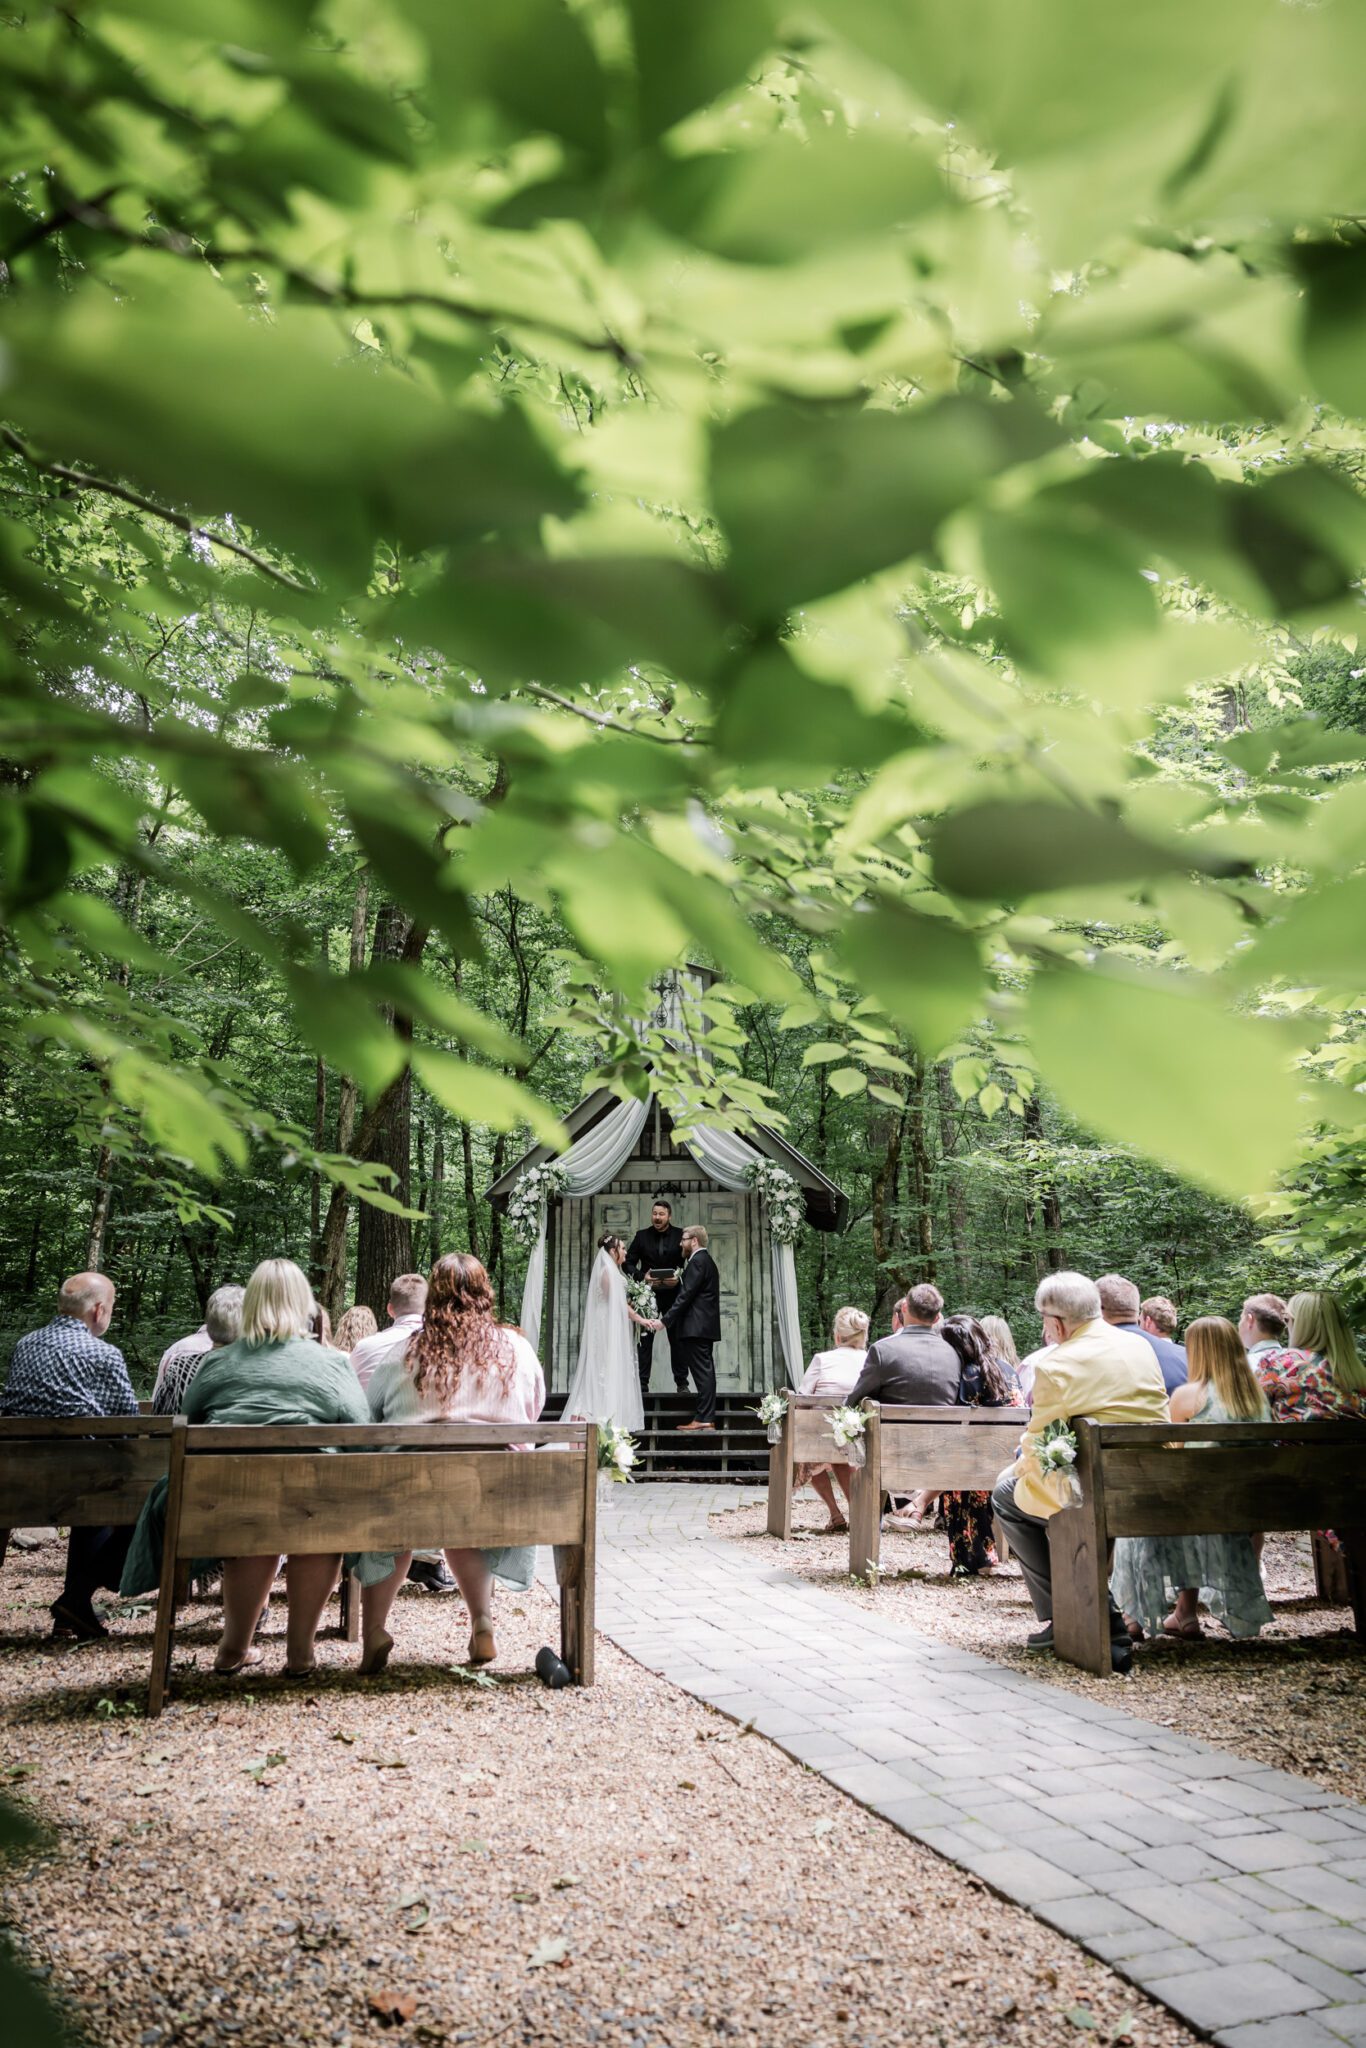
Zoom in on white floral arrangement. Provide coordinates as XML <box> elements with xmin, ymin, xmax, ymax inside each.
<box><xmin>744</xmin><ymin>1158</ymin><xmax>805</xmax><ymax>1245</ymax></box>
<box><xmin>506</xmin><ymin>1161</ymin><xmax>569</xmax><ymax>1248</ymax></box>
<box><xmin>1029</xmin><ymin>1419</ymin><xmax>1083</xmax><ymax>1506</ymax></box>
<box><xmin>829</xmin><ymin>1404</ymin><xmax>868</xmax><ymax>1467</ymax></box>
<box><xmin>755</xmin><ymin>1389</ymin><xmax>789</xmax><ymax>1443</ymax></box>
<box><xmin>625</xmin><ymin>1276</ymin><xmax>657</xmax><ymax>1321</ymax></box>
<box><xmin>597</xmin><ymin>1421</ymin><xmax>639</xmax><ymax>1484</ymax></box>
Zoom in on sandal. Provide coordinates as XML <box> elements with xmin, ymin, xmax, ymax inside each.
<box><xmin>468</xmin><ymin>1614</ymin><xmax>496</xmax><ymax>1666</ymax></box>
<box><xmin>826</xmin><ymin>1517</ymin><xmax>849</xmax><ymax>1535</ymax></box>
<box><xmin>1160</xmin><ymin>1613</ymin><xmax>1203</xmax><ymax>1641</ymax></box>
<box><xmin>213</xmin><ymin>1646</ymin><xmax>264</xmax><ymax>1676</ymax></box>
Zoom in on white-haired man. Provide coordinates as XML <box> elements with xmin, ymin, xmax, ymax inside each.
<box><xmin>1</xmin><ymin>1272</ymin><xmax>140</xmax><ymax>1638</ymax></box>
<box><xmin>151</xmin><ymin>1283</ymin><xmax>245</xmax><ymax>1414</ymax></box>
<box><xmin>992</xmin><ymin>1270</ymin><xmax>1168</xmax><ymax>1673</ymax></box>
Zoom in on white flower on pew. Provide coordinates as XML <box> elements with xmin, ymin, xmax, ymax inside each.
<box><xmin>755</xmin><ymin>1390</ymin><xmax>789</xmax><ymax>1441</ymax></box>
<box><xmin>1029</xmin><ymin>1419</ymin><xmax>1083</xmax><ymax>1507</ymax></box>
<box><xmin>597</xmin><ymin>1421</ymin><xmax>639</xmax><ymax>1483</ymax></box>
<box><xmin>828</xmin><ymin>1404</ymin><xmax>868</xmax><ymax>1466</ymax></box>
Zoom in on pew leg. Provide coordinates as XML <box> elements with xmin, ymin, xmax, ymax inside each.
<box><xmin>1047</xmin><ymin>1510</ymin><xmax>1112</xmax><ymax>1676</ymax></box>
<box><xmin>558</xmin><ymin>1546</ymin><xmax>583</xmax><ymax>1681</ymax></box>
<box><xmin>1338</xmin><ymin>1529</ymin><xmax>1366</xmax><ymax>1640</ymax></box>
<box><xmin>1313</xmin><ymin>1530</ymin><xmax>1352</xmax><ymax>1607</ymax></box>
<box><xmin>848</xmin><ymin>1463</ymin><xmax>881</xmax><ymax>1583</ymax></box>
<box><xmin>0</xmin><ymin>1529</ymin><xmax>9</xmax><ymax>1574</ymax></box>
<box><xmin>339</xmin><ymin>1569</ymin><xmax>361</xmax><ymax>1644</ymax></box>
<box><xmin>766</xmin><ymin>1426</ymin><xmax>793</xmax><ymax>1541</ymax></box>
<box><xmin>148</xmin><ymin>1572</ymin><xmax>179</xmax><ymax>1719</ymax></box>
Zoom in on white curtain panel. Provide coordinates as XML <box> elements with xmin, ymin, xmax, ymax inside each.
<box><xmin>518</xmin><ymin>1093</ymin><xmax>652</xmax><ymax>1354</ymax></box>
<box><xmin>680</xmin><ymin>1123</ymin><xmax>804</xmax><ymax>1388</ymax></box>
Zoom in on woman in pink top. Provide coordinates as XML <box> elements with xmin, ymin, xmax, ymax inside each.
<box><xmin>794</xmin><ymin>1307</ymin><xmax>870</xmax><ymax>1532</ymax></box>
<box><xmin>358</xmin><ymin>1254</ymin><xmax>545</xmax><ymax>1676</ymax></box>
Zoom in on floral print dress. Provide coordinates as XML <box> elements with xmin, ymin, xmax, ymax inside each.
<box><xmin>1254</xmin><ymin>1348</ymin><xmax>1366</xmax><ymax>1549</ymax></box>
<box><xmin>942</xmin><ymin>1357</ymin><xmax>1025</xmax><ymax>1577</ymax></box>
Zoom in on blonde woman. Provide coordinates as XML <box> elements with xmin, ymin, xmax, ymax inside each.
<box><xmin>181</xmin><ymin>1258</ymin><xmax>369</xmax><ymax>1675</ymax></box>
<box><xmin>1255</xmin><ymin>1291</ymin><xmax>1366</xmax><ymax>1421</ymax></box>
<box><xmin>980</xmin><ymin>1315</ymin><xmax>1020</xmax><ymax>1372</ymax></box>
<box><xmin>334</xmin><ymin>1304</ymin><xmax>379</xmax><ymax>1354</ymax></box>
<box><xmin>1112</xmin><ymin>1316</ymin><xmax>1273</xmax><ymax>1643</ymax></box>
<box><xmin>794</xmin><ymin>1307</ymin><xmax>870</xmax><ymax>1533</ymax></box>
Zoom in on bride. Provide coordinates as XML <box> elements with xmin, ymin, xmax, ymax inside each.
<box><xmin>563</xmin><ymin>1232</ymin><xmax>649</xmax><ymax>1433</ymax></box>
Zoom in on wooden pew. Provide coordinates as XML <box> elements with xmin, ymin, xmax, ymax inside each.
<box><xmin>0</xmin><ymin>1415</ymin><xmax>174</xmax><ymax>1593</ymax></box>
<box><xmin>766</xmin><ymin>1396</ymin><xmax>855</xmax><ymax>1540</ymax></box>
<box><xmin>1049</xmin><ymin>1416</ymin><xmax>1366</xmax><ymax>1675</ymax></box>
<box><xmin>848</xmin><ymin>1403</ymin><xmax>1026</xmax><ymax>1582</ymax></box>
<box><xmin>148</xmin><ymin>1418</ymin><xmax>597</xmax><ymax>1714</ymax></box>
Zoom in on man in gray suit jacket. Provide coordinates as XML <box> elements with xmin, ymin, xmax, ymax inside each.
<box><xmin>847</xmin><ymin>1283</ymin><xmax>960</xmax><ymax>1408</ymax></box>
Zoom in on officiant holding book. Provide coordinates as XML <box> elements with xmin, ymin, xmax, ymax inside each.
<box><xmin>625</xmin><ymin>1198</ymin><xmax>685</xmax><ymax>1396</ymax></box>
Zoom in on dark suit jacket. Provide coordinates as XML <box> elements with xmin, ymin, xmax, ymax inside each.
<box><xmin>663</xmin><ymin>1247</ymin><xmax>722</xmax><ymax>1344</ymax></box>
<box><xmin>625</xmin><ymin>1224</ymin><xmax>684</xmax><ymax>1304</ymax></box>
<box><xmin>1117</xmin><ymin>1321</ymin><xmax>1188</xmax><ymax>1394</ymax></box>
<box><xmin>848</xmin><ymin>1325</ymin><xmax>962</xmax><ymax>1409</ymax></box>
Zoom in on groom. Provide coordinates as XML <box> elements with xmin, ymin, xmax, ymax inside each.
<box><xmin>656</xmin><ymin>1225</ymin><xmax>721</xmax><ymax>1432</ymax></box>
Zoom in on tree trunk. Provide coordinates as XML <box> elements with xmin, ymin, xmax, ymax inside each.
<box><xmin>460</xmin><ymin>1119</ymin><xmax>479</xmax><ymax>1262</ymax></box>
<box><xmin>318</xmin><ymin>869</ymin><xmax>370</xmax><ymax>1319</ymax></box>
<box><xmin>812</xmin><ymin>1069</ymin><xmax>831</xmax><ymax>1341</ymax></box>
<box><xmin>934</xmin><ymin>1064</ymin><xmax>971</xmax><ymax>1302</ymax></box>
<box><xmin>24</xmin><ymin>1200</ymin><xmax>43</xmax><ymax>1295</ymax></box>
<box><xmin>429</xmin><ymin>1118</ymin><xmax>445</xmax><ymax>1268</ymax></box>
<box><xmin>310</xmin><ymin>931</ymin><xmax>328</xmax><ymax>1287</ymax></box>
<box><xmin>906</xmin><ymin>1053</ymin><xmax>935</xmax><ymax>1277</ymax></box>
<box><xmin>869</xmin><ymin>1098</ymin><xmax>907</xmax><ymax>1334</ymax></box>
<box><xmin>85</xmin><ymin>866</ymin><xmax>146</xmax><ymax>1269</ymax></box>
<box><xmin>354</xmin><ymin>899</ymin><xmax>417</xmax><ymax>1317</ymax></box>
<box><xmin>1024</xmin><ymin>1093</ymin><xmax>1064</xmax><ymax>1272</ymax></box>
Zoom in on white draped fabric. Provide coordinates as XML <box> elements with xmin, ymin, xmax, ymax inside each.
<box><xmin>679</xmin><ymin>1123</ymin><xmax>805</xmax><ymax>1388</ymax></box>
<box><xmin>518</xmin><ymin>1094</ymin><xmax>652</xmax><ymax>1355</ymax></box>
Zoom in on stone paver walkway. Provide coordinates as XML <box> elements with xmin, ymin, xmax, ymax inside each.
<box><xmin>590</xmin><ymin>1484</ymin><xmax>1366</xmax><ymax>2048</ymax></box>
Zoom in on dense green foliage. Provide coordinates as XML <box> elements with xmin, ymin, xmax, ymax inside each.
<box><xmin>2</xmin><ymin>0</ymin><xmax>1366</xmax><ymax>1361</ymax></box>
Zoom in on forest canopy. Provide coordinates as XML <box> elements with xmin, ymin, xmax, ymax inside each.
<box><xmin>2</xmin><ymin>0</ymin><xmax>1366</xmax><ymax>1362</ymax></box>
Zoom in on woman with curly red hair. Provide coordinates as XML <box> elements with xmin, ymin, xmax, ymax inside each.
<box><xmin>357</xmin><ymin>1253</ymin><xmax>544</xmax><ymax>1676</ymax></box>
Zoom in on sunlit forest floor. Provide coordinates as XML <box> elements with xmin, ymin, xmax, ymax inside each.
<box><xmin>0</xmin><ymin>1541</ymin><xmax>1201</xmax><ymax>2048</ymax></box>
<box><xmin>713</xmin><ymin>1505</ymin><xmax>1366</xmax><ymax>1808</ymax></box>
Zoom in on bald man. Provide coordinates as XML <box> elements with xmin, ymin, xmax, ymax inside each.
<box><xmin>2</xmin><ymin>1271</ymin><xmax>140</xmax><ymax>1638</ymax></box>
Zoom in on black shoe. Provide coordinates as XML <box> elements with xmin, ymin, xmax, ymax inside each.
<box><xmin>1110</xmin><ymin>1639</ymin><xmax>1133</xmax><ymax>1674</ymax></box>
<box><xmin>673</xmin><ymin>1382</ymin><xmax>689</xmax><ymax>1394</ymax></box>
<box><xmin>51</xmin><ymin>1597</ymin><xmax>108</xmax><ymax>1641</ymax></box>
<box><xmin>1025</xmin><ymin>1622</ymin><xmax>1054</xmax><ymax>1652</ymax></box>
<box><xmin>406</xmin><ymin>1559</ymin><xmax>456</xmax><ymax>1593</ymax></box>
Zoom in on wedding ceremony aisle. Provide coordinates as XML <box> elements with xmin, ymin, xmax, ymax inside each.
<box><xmin>590</xmin><ymin>1485</ymin><xmax>1366</xmax><ymax>2048</ymax></box>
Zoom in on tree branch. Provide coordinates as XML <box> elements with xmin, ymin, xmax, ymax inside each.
<box><xmin>521</xmin><ymin>682</ymin><xmax>705</xmax><ymax>746</ymax></box>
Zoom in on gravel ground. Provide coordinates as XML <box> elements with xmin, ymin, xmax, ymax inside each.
<box><xmin>0</xmin><ymin>1538</ymin><xmax>1201</xmax><ymax>2048</ymax></box>
<box><xmin>711</xmin><ymin>1501</ymin><xmax>1366</xmax><ymax>1805</ymax></box>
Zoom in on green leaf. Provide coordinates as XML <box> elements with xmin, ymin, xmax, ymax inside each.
<box><xmin>978</xmin><ymin>1082</ymin><xmax>1005</xmax><ymax>1117</ymax></box>
<box><xmin>867</xmin><ymin>1082</ymin><xmax>903</xmax><ymax>1107</ymax></box>
<box><xmin>625</xmin><ymin>0</ymin><xmax>774</xmax><ymax>139</ymax></box>
<box><xmin>407</xmin><ymin>0</ymin><xmax>609</xmax><ymax>161</ymax></box>
<box><xmin>828</xmin><ymin>1067</ymin><xmax>867</xmax><ymax>1097</ymax></box>
<box><xmin>711</xmin><ymin>395</ymin><xmax>1059</xmax><ymax>618</ymax></box>
<box><xmin>1224</xmin><ymin>717</ymin><xmax>1366</xmax><ymax>778</ymax></box>
<box><xmin>1297</xmin><ymin>238</ymin><xmax>1366</xmax><ymax>417</ymax></box>
<box><xmin>413</xmin><ymin>1049</ymin><xmax>565</xmax><ymax>1152</ymax></box>
<box><xmin>802</xmin><ymin>1042</ymin><xmax>851</xmax><ymax>1067</ymax></box>
<box><xmin>977</xmin><ymin>506</ymin><xmax>1157</xmax><ymax>674</ymax></box>
<box><xmin>1024</xmin><ymin>963</ymin><xmax>1305</xmax><ymax>1200</ymax></box>
<box><xmin>109</xmin><ymin>1057</ymin><xmax>248</xmax><ymax>1175</ymax></box>
<box><xmin>836</xmin><ymin>903</ymin><xmax>982</xmax><ymax>1059</ymax></box>
<box><xmin>778</xmin><ymin>998</ymin><xmax>823</xmax><ymax>1030</ymax></box>
<box><xmin>952</xmin><ymin>1057</ymin><xmax>988</xmax><ymax>1101</ymax></box>
<box><xmin>931</xmin><ymin>800</ymin><xmax>1248</xmax><ymax>902</ymax></box>
<box><xmin>1236</xmin><ymin>876</ymin><xmax>1366</xmax><ymax>995</ymax></box>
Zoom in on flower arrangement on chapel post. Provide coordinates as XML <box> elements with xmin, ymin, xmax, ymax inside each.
<box><xmin>506</xmin><ymin>1162</ymin><xmax>569</xmax><ymax>1249</ymax></box>
<box><xmin>744</xmin><ymin>1159</ymin><xmax>805</xmax><ymax>1244</ymax></box>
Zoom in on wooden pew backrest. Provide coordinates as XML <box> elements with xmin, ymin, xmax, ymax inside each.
<box><xmin>0</xmin><ymin>1416</ymin><xmax>173</xmax><ymax>1528</ymax></box>
<box><xmin>876</xmin><ymin>1405</ymin><xmax>1024</xmax><ymax>1495</ymax></box>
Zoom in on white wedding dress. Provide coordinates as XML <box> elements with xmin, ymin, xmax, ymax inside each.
<box><xmin>563</xmin><ymin>1249</ymin><xmax>645</xmax><ymax>1433</ymax></box>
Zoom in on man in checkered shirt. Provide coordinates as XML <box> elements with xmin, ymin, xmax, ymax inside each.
<box><xmin>2</xmin><ymin>1271</ymin><xmax>140</xmax><ymax>1638</ymax></box>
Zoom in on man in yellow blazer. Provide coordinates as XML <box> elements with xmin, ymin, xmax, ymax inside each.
<box><xmin>992</xmin><ymin>1270</ymin><xmax>1168</xmax><ymax>1670</ymax></box>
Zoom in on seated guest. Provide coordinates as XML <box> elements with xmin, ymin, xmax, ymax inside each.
<box><xmin>992</xmin><ymin>1271</ymin><xmax>1167</xmax><ymax>1671</ymax></box>
<box><xmin>349</xmin><ymin>1272</ymin><xmax>429</xmax><ymax>1391</ymax></box>
<box><xmin>1112</xmin><ymin>1316</ymin><xmax>1273</xmax><ymax>1642</ymax></box>
<box><xmin>980</xmin><ymin>1315</ymin><xmax>1020</xmax><ymax>1377</ymax></box>
<box><xmin>180</xmin><ymin>1259</ymin><xmax>369</xmax><ymax>1676</ymax></box>
<box><xmin>794</xmin><ymin>1308</ymin><xmax>870</xmax><ymax>1534</ymax></box>
<box><xmin>937</xmin><ymin>1315</ymin><xmax>1026</xmax><ymax>1576</ymax></box>
<box><xmin>358</xmin><ymin>1254</ymin><xmax>545</xmax><ymax>1677</ymax></box>
<box><xmin>847</xmin><ymin>1284</ymin><xmax>955</xmax><ymax>1407</ymax></box>
<box><xmin>1097</xmin><ymin>1273</ymin><xmax>1187</xmax><ymax>1392</ymax></box>
<box><xmin>1255</xmin><ymin>1291</ymin><xmax>1366</xmax><ymax>1419</ymax></box>
<box><xmin>333</xmin><ymin>1304</ymin><xmax>379</xmax><ymax>1355</ymax></box>
<box><xmin>1141</xmin><ymin>1296</ymin><xmax>1181</xmax><ymax>1345</ymax></box>
<box><xmin>152</xmin><ymin>1284</ymin><xmax>244</xmax><ymax>1415</ymax></box>
<box><xmin>1</xmin><ymin>1272</ymin><xmax>139</xmax><ymax>1639</ymax></box>
<box><xmin>1239</xmin><ymin>1293</ymin><xmax>1290</xmax><ymax>1368</ymax></box>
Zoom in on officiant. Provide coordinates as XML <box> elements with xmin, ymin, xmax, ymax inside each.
<box><xmin>625</xmin><ymin>1197</ymin><xmax>685</xmax><ymax>1396</ymax></box>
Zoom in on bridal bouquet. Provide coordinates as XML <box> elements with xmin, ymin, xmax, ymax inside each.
<box><xmin>597</xmin><ymin>1421</ymin><xmax>639</xmax><ymax>1485</ymax></box>
<box><xmin>755</xmin><ymin>1389</ymin><xmax>789</xmax><ymax>1444</ymax></box>
<box><xmin>828</xmin><ymin>1405</ymin><xmax>868</xmax><ymax>1468</ymax></box>
<box><xmin>1028</xmin><ymin>1419</ymin><xmax>1083</xmax><ymax>1509</ymax></box>
<box><xmin>506</xmin><ymin>1162</ymin><xmax>569</xmax><ymax>1249</ymax></box>
<box><xmin>625</xmin><ymin>1277</ymin><xmax>656</xmax><ymax>1321</ymax></box>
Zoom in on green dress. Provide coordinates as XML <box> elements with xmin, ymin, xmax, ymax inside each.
<box><xmin>120</xmin><ymin>1337</ymin><xmax>369</xmax><ymax>1594</ymax></box>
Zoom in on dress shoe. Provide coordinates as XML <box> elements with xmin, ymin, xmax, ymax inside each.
<box><xmin>406</xmin><ymin>1557</ymin><xmax>456</xmax><ymax>1593</ymax></box>
<box><xmin>51</xmin><ymin>1597</ymin><xmax>108</xmax><ymax>1641</ymax></box>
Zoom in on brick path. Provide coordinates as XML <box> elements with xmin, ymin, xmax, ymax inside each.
<box><xmin>590</xmin><ymin>1484</ymin><xmax>1366</xmax><ymax>2047</ymax></box>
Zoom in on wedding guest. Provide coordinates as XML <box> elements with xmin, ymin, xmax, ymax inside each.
<box><xmin>1112</xmin><ymin>1316</ymin><xmax>1273</xmax><ymax>1642</ymax></box>
<box><xmin>992</xmin><ymin>1271</ymin><xmax>1167</xmax><ymax>1670</ymax></box>
<box><xmin>350</xmin><ymin>1272</ymin><xmax>429</xmax><ymax>1391</ymax></box>
<box><xmin>177</xmin><ymin>1259</ymin><xmax>368</xmax><ymax>1676</ymax></box>
<box><xmin>152</xmin><ymin>1284</ymin><xmax>244</xmax><ymax>1414</ymax></box>
<box><xmin>847</xmin><ymin>1284</ymin><xmax>955</xmax><ymax>1407</ymax></box>
<box><xmin>1255</xmin><ymin>1291</ymin><xmax>1366</xmax><ymax>1420</ymax></box>
<box><xmin>794</xmin><ymin>1307</ymin><xmax>870</xmax><ymax>1533</ymax></box>
<box><xmin>1</xmin><ymin>1272</ymin><xmax>138</xmax><ymax>1639</ymax></box>
<box><xmin>1097</xmin><ymin>1273</ymin><xmax>1187</xmax><ymax>1392</ymax></box>
<box><xmin>1239</xmin><ymin>1293</ymin><xmax>1290</xmax><ymax>1367</ymax></box>
<box><xmin>937</xmin><ymin>1315</ymin><xmax>1025</xmax><ymax>1576</ymax></box>
<box><xmin>1140</xmin><ymin>1296</ymin><xmax>1181</xmax><ymax>1343</ymax></box>
<box><xmin>980</xmin><ymin>1315</ymin><xmax>1020</xmax><ymax>1375</ymax></box>
<box><xmin>333</xmin><ymin>1304</ymin><xmax>379</xmax><ymax>1355</ymax></box>
<box><xmin>357</xmin><ymin>1254</ymin><xmax>545</xmax><ymax>1677</ymax></box>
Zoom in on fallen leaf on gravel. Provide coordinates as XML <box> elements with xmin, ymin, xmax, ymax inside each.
<box><xmin>676</xmin><ymin>1780</ymin><xmax>696</xmax><ymax>1790</ymax></box>
<box><xmin>812</xmin><ymin>1818</ymin><xmax>835</xmax><ymax>1838</ymax></box>
<box><xmin>396</xmin><ymin>1893</ymin><xmax>430</xmax><ymax>1931</ymax></box>
<box><xmin>1109</xmin><ymin>2017</ymin><xmax>1135</xmax><ymax>2045</ymax></box>
<box><xmin>551</xmin><ymin>1876</ymin><xmax>578</xmax><ymax>1890</ymax></box>
<box><xmin>1064</xmin><ymin>2007</ymin><xmax>1098</xmax><ymax>2030</ymax></box>
<box><xmin>367</xmin><ymin>1989</ymin><xmax>417</xmax><ymax>2026</ymax></box>
<box><xmin>458</xmin><ymin>1838</ymin><xmax>489</xmax><ymax>1855</ymax></box>
<box><xmin>243</xmin><ymin>1751</ymin><xmax>286</xmax><ymax>1782</ymax></box>
<box><xmin>365</xmin><ymin>1758</ymin><xmax>409</xmax><ymax>1770</ymax></box>
<box><xmin>330</xmin><ymin>1730</ymin><xmax>356</xmax><ymax>1745</ymax></box>
<box><xmin>3</xmin><ymin>1764</ymin><xmax>34</xmax><ymax>1781</ymax></box>
<box><xmin>132</xmin><ymin>1783</ymin><xmax>160</xmax><ymax>1797</ymax></box>
<box><xmin>511</xmin><ymin>1889</ymin><xmax>540</xmax><ymax>1904</ymax></box>
<box><xmin>526</xmin><ymin>1936</ymin><xmax>569</xmax><ymax>1969</ymax></box>
<box><xmin>997</xmin><ymin>1999</ymin><xmax>1019</xmax><ymax>2020</ymax></box>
